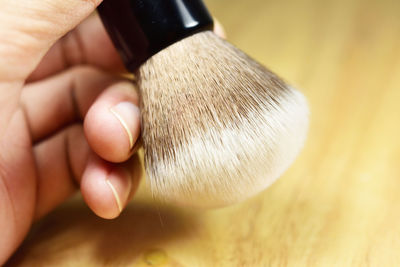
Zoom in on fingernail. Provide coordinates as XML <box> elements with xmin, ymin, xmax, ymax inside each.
<box><xmin>110</xmin><ymin>102</ymin><xmax>140</xmax><ymax>150</ymax></box>
<box><xmin>106</xmin><ymin>169</ymin><xmax>132</xmax><ymax>213</ymax></box>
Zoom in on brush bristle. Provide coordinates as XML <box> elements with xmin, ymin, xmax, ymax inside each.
<box><xmin>136</xmin><ymin>31</ymin><xmax>309</xmax><ymax>208</ymax></box>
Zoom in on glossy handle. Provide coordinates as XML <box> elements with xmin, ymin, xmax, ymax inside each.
<box><xmin>98</xmin><ymin>0</ymin><xmax>214</xmax><ymax>71</ymax></box>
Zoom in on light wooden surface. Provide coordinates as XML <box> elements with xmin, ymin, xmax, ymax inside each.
<box><xmin>8</xmin><ymin>0</ymin><xmax>400</xmax><ymax>266</ymax></box>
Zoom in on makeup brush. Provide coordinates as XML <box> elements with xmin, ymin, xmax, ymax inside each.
<box><xmin>98</xmin><ymin>0</ymin><xmax>309</xmax><ymax>207</ymax></box>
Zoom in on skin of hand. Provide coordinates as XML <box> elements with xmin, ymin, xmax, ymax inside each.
<box><xmin>0</xmin><ymin>0</ymin><xmax>226</xmax><ymax>264</ymax></box>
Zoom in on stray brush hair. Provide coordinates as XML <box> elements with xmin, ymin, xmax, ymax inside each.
<box><xmin>137</xmin><ymin>31</ymin><xmax>309</xmax><ymax>207</ymax></box>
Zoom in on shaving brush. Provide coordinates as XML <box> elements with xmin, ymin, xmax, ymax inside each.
<box><xmin>98</xmin><ymin>0</ymin><xmax>309</xmax><ymax>207</ymax></box>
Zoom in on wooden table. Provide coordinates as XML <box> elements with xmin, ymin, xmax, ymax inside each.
<box><xmin>8</xmin><ymin>0</ymin><xmax>400</xmax><ymax>265</ymax></box>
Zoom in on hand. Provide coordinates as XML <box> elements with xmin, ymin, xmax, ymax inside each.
<box><xmin>0</xmin><ymin>0</ymin><xmax>226</xmax><ymax>263</ymax></box>
<box><xmin>0</xmin><ymin>0</ymin><xmax>142</xmax><ymax>263</ymax></box>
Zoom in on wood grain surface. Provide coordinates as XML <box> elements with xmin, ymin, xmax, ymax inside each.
<box><xmin>7</xmin><ymin>0</ymin><xmax>400</xmax><ymax>266</ymax></box>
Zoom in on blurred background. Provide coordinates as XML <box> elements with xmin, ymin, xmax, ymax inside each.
<box><xmin>8</xmin><ymin>0</ymin><xmax>400</xmax><ymax>266</ymax></box>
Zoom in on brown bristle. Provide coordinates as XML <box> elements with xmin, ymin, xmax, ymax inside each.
<box><xmin>136</xmin><ymin>31</ymin><xmax>309</xmax><ymax>207</ymax></box>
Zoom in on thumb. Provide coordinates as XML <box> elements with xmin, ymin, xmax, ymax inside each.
<box><xmin>0</xmin><ymin>0</ymin><xmax>102</xmax><ymax>81</ymax></box>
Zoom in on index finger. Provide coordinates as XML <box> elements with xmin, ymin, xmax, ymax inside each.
<box><xmin>27</xmin><ymin>14</ymin><xmax>126</xmax><ymax>82</ymax></box>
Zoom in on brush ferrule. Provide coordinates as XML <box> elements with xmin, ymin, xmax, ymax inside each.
<box><xmin>98</xmin><ymin>0</ymin><xmax>214</xmax><ymax>71</ymax></box>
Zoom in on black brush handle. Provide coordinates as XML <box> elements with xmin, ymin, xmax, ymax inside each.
<box><xmin>98</xmin><ymin>0</ymin><xmax>214</xmax><ymax>72</ymax></box>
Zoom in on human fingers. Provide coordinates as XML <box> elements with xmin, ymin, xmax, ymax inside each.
<box><xmin>27</xmin><ymin>14</ymin><xmax>125</xmax><ymax>83</ymax></box>
<box><xmin>0</xmin><ymin>0</ymin><xmax>103</xmax><ymax>82</ymax></box>
<box><xmin>33</xmin><ymin>124</ymin><xmax>142</xmax><ymax>219</ymax></box>
<box><xmin>214</xmin><ymin>18</ymin><xmax>227</xmax><ymax>39</ymax></box>
<box><xmin>84</xmin><ymin>81</ymin><xmax>141</xmax><ymax>163</ymax></box>
<box><xmin>80</xmin><ymin>153</ymin><xmax>142</xmax><ymax>219</ymax></box>
<box><xmin>33</xmin><ymin>124</ymin><xmax>89</xmax><ymax>219</ymax></box>
<box><xmin>21</xmin><ymin>67</ymin><xmax>122</xmax><ymax>141</ymax></box>
<box><xmin>21</xmin><ymin>66</ymin><xmax>141</xmax><ymax>162</ymax></box>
